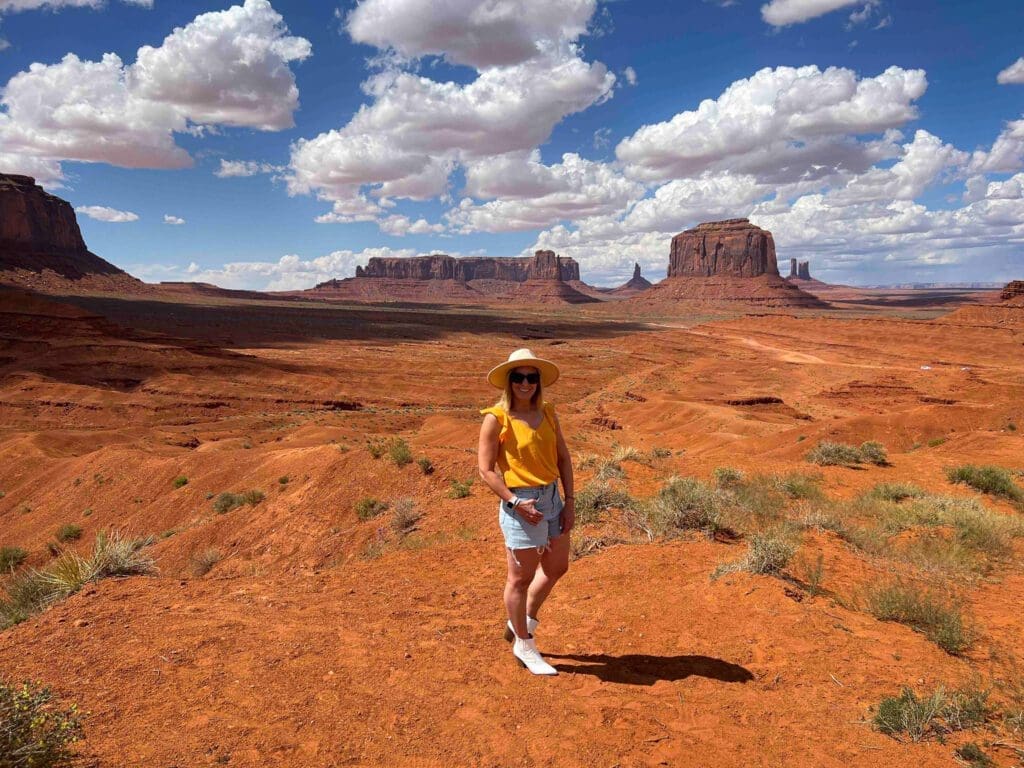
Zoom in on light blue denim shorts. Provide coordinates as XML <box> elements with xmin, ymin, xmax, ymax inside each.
<box><xmin>499</xmin><ymin>480</ymin><xmax>564</xmax><ymax>551</ymax></box>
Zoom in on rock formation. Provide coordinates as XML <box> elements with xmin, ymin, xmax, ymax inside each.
<box><xmin>788</xmin><ymin>258</ymin><xmax>797</xmax><ymax>279</ymax></box>
<box><xmin>668</xmin><ymin>219</ymin><xmax>779</xmax><ymax>278</ymax></box>
<box><xmin>307</xmin><ymin>250</ymin><xmax>596</xmax><ymax>304</ymax></box>
<box><xmin>797</xmin><ymin>261</ymin><xmax>811</xmax><ymax>280</ymax></box>
<box><xmin>633</xmin><ymin>218</ymin><xmax>826</xmax><ymax>308</ymax></box>
<box><xmin>610</xmin><ymin>263</ymin><xmax>653</xmax><ymax>296</ymax></box>
<box><xmin>1000</xmin><ymin>280</ymin><xmax>1024</xmax><ymax>302</ymax></box>
<box><xmin>354</xmin><ymin>251</ymin><xmax>580</xmax><ymax>282</ymax></box>
<box><xmin>0</xmin><ymin>174</ymin><xmax>147</xmax><ymax>294</ymax></box>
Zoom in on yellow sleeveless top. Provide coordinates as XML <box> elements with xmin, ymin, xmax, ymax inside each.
<box><xmin>480</xmin><ymin>402</ymin><xmax>560</xmax><ymax>488</ymax></box>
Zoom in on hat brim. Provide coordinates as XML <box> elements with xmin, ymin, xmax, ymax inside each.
<box><xmin>487</xmin><ymin>357</ymin><xmax>560</xmax><ymax>389</ymax></box>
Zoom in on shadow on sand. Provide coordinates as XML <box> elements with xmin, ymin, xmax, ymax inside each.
<box><xmin>545</xmin><ymin>652</ymin><xmax>754</xmax><ymax>685</ymax></box>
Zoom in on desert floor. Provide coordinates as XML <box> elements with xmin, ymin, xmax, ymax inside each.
<box><xmin>1</xmin><ymin>290</ymin><xmax>1023</xmax><ymax>767</ymax></box>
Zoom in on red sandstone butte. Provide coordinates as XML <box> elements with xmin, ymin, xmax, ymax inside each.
<box><xmin>0</xmin><ymin>174</ymin><xmax>148</xmax><ymax>295</ymax></box>
<box><xmin>668</xmin><ymin>218</ymin><xmax>778</xmax><ymax>278</ymax></box>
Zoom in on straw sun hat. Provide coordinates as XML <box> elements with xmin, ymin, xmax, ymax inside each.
<box><xmin>487</xmin><ymin>348</ymin><xmax>560</xmax><ymax>389</ymax></box>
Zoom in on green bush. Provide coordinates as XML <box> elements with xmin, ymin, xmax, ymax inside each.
<box><xmin>946</xmin><ymin>464</ymin><xmax>1024</xmax><ymax>503</ymax></box>
<box><xmin>0</xmin><ymin>678</ymin><xmax>84</xmax><ymax>767</ymax></box>
<box><xmin>927</xmin><ymin>437</ymin><xmax>947</xmax><ymax>448</ymax></box>
<box><xmin>867</xmin><ymin>581</ymin><xmax>970</xmax><ymax>654</ymax></box>
<box><xmin>772</xmin><ymin>472</ymin><xmax>824</xmax><ymax>501</ymax></box>
<box><xmin>873</xmin><ymin>685</ymin><xmax>990</xmax><ymax>743</ymax></box>
<box><xmin>416</xmin><ymin>457</ymin><xmax>434</xmax><ymax>475</ymax></box>
<box><xmin>54</xmin><ymin>524</ymin><xmax>82</xmax><ymax>543</ymax></box>
<box><xmin>0</xmin><ymin>546</ymin><xmax>28</xmax><ymax>573</ymax></box>
<box><xmin>388</xmin><ymin>438</ymin><xmax>413</xmax><ymax>467</ymax></box>
<box><xmin>649</xmin><ymin>477</ymin><xmax>725</xmax><ymax>538</ymax></box>
<box><xmin>355</xmin><ymin>497</ymin><xmax>389</xmax><ymax>520</ymax></box>
<box><xmin>712</xmin><ymin>527</ymin><xmax>798</xmax><ymax>579</ymax></box>
<box><xmin>172</xmin><ymin>476</ymin><xmax>188</xmax><ymax>489</ymax></box>
<box><xmin>278</xmin><ymin>475</ymin><xmax>289</xmax><ymax>485</ymax></box>
<box><xmin>574</xmin><ymin>481</ymin><xmax>635</xmax><ymax>526</ymax></box>
<box><xmin>212</xmin><ymin>489</ymin><xmax>264</xmax><ymax>514</ymax></box>
<box><xmin>869</xmin><ymin>483</ymin><xmax>926</xmax><ymax>502</ymax></box>
<box><xmin>955</xmin><ymin>743</ymin><xmax>993</xmax><ymax>768</ymax></box>
<box><xmin>806</xmin><ymin>441</ymin><xmax>863</xmax><ymax>466</ymax></box>
<box><xmin>366</xmin><ymin>438</ymin><xmax>386</xmax><ymax>459</ymax></box>
<box><xmin>447</xmin><ymin>479</ymin><xmax>473</xmax><ymax>499</ymax></box>
<box><xmin>90</xmin><ymin>530</ymin><xmax>157</xmax><ymax>578</ymax></box>
<box><xmin>713</xmin><ymin>467</ymin><xmax>744</xmax><ymax>488</ymax></box>
<box><xmin>859</xmin><ymin>441</ymin><xmax>889</xmax><ymax>466</ymax></box>
<box><xmin>594</xmin><ymin>458</ymin><xmax>625</xmax><ymax>481</ymax></box>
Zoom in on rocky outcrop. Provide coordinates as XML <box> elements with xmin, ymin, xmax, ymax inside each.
<box><xmin>610</xmin><ymin>263</ymin><xmax>653</xmax><ymax>296</ymax></box>
<box><xmin>0</xmin><ymin>174</ymin><xmax>147</xmax><ymax>294</ymax></box>
<box><xmin>668</xmin><ymin>219</ymin><xmax>778</xmax><ymax>278</ymax></box>
<box><xmin>353</xmin><ymin>251</ymin><xmax>580</xmax><ymax>282</ymax></box>
<box><xmin>788</xmin><ymin>258</ymin><xmax>798</xmax><ymax>279</ymax></box>
<box><xmin>797</xmin><ymin>261</ymin><xmax>811</xmax><ymax>280</ymax></box>
<box><xmin>1000</xmin><ymin>280</ymin><xmax>1024</xmax><ymax>302</ymax></box>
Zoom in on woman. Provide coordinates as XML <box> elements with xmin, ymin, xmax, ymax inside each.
<box><xmin>478</xmin><ymin>348</ymin><xmax>574</xmax><ymax>676</ymax></box>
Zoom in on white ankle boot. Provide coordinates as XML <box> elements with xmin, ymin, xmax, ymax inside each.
<box><xmin>504</xmin><ymin>615</ymin><xmax>538</xmax><ymax>642</ymax></box>
<box><xmin>512</xmin><ymin>636</ymin><xmax>557</xmax><ymax>676</ymax></box>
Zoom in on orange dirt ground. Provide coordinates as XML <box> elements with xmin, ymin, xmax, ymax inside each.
<box><xmin>1</xmin><ymin>287</ymin><xmax>1023</xmax><ymax>767</ymax></box>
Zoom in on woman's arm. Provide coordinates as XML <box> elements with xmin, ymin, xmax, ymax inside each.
<box><xmin>478</xmin><ymin>413</ymin><xmax>515</xmax><ymax>501</ymax></box>
<box><xmin>554</xmin><ymin>413</ymin><xmax>575</xmax><ymax>532</ymax></box>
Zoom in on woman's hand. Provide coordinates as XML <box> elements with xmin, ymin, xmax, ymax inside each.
<box><xmin>517</xmin><ymin>498</ymin><xmax>542</xmax><ymax>525</ymax></box>
<box><xmin>561</xmin><ymin>498</ymin><xmax>575</xmax><ymax>533</ymax></box>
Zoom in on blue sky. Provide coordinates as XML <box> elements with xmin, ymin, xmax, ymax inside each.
<box><xmin>1</xmin><ymin>0</ymin><xmax>1022</xmax><ymax>288</ymax></box>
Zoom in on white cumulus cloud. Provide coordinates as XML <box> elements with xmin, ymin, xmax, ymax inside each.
<box><xmin>214</xmin><ymin>159</ymin><xmax>284</xmax><ymax>178</ymax></box>
<box><xmin>0</xmin><ymin>0</ymin><xmax>309</xmax><ymax>179</ymax></box>
<box><xmin>997</xmin><ymin>57</ymin><xmax>1024</xmax><ymax>85</ymax></box>
<box><xmin>163</xmin><ymin>214</ymin><xmax>185</xmax><ymax>225</ymax></box>
<box><xmin>0</xmin><ymin>0</ymin><xmax>151</xmax><ymax>12</ymax></box>
<box><xmin>761</xmin><ymin>0</ymin><xmax>861</xmax><ymax>26</ymax></box>
<box><xmin>75</xmin><ymin>205</ymin><xmax>139</xmax><ymax>222</ymax></box>
<box><xmin>616</xmin><ymin>65</ymin><xmax>926</xmax><ymax>183</ymax></box>
<box><xmin>346</xmin><ymin>0</ymin><xmax>596</xmax><ymax>68</ymax></box>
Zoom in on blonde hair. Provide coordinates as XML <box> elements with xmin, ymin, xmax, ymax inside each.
<box><xmin>493</xmin><ymin>368</ymin><xmax>543</xmax><ymax>412</ymax></box>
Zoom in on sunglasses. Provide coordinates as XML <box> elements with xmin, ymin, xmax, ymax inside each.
<box><xmin>509</xmin><ymin>372</ymin><xmax>541</xmax><ymax>385</ymax></box>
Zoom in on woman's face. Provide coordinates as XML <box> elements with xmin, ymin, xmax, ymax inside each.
<box><xmin>509</xmin><ymin>366</ymin><xmax>539</xmax><ymax>403</ymax></box>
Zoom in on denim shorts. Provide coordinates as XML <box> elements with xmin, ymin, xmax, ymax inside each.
<box><xmin>498</xmin><ymin>480</ymin><xmax>564</xmax><ymax>551</ymax></box>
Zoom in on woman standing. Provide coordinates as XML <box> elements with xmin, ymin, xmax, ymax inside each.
<box><xmin>478</xmin><ymin>348</ymin><xmax>574</xmax><ymax>676</ymax></box>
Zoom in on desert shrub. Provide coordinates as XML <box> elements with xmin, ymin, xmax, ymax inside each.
<box><xmin>355</xmin><ymin>497</ymin><xmax>389</xmax><ymax>520</ymax></box>
<box><xmin>447</xmin><ymin>479</ymin><xmax>473</xmax><ymax>499</ymax></box>
<box><xmin>390</xmin><ymin>498</ymin><xmax>421</xmax><ymax>535</ymax></box>
<box><xmin>869</xmin><ymin>482</ymin><xmax>926</xmax><ymax>502</ymax></box>
<box><xmin>946</xmin><ymin>464</ymin><xmax>1024</xmax><ymax>503</ymax></box>
<box><xmin>0</xmin><ymin>546</ymin><xmax>27</xmax><ymax>573</ymax></box>
<box><xmin>798</xmin><ymin>551</ymin><xmax>826</xmax><ymax>596</ymax></box>
<box><xmin>574</xmin><ymin>481</ymin><xmax>635</xmax><ymax>526</ymax></box>
<box><xmin>873</xmin><ymin>685</ymin><xmax>990</xmax><ymax>743</ymax></box>
<box><xmin>388</xmin><ymin>438</ymin><xmax>413</xmax><ymax>467</ymax></box>
<box><xmin>576</xmin><ymin>453</ymin><xmax>598</xmax><ymax>469</ymax></box>
<box><xmin>594</xmin><ymin>459</ymin><xmax>625</xmax><ymax>481</ymax></box>
<box><xmin>54</xmin><ymin>524</ymin><xmax>82</xmax><ymax>543</ymax></box>
<box><xmin>611</xmin><ymin>445</ymin><xmax>644</xmax><ymax>464</ymax></box>
<box><xmin>278</xmin><ymin>475</ymin><xmax>289</xmax><ymax>485</ymax></box>
<box><xmin>0</xmin><ymin>572</ymin><xmax>54</xmax><ymax>630</ymax></box>
<box><xmin>873</xmin><ymin>687</ymin><xmax>947</xmax><ymax>741</ymax></box>
<box><xmin>90</xmin><ymin>530</ymin><xmax>156</xmax><ymax>578</ymax></box>
<box><xmin>571</xmin><ymin>535</ymin><xmax>626</xmax><ymax>561</ymax></box>
<box><xmin>37</xmin><ymin>552</ymin><xmax>96</xmax><ymax>600</ymax></box>
<box><xmin>172</xmin><ymin>475</ymin><xmax>189</xmax><ymax>488</ymax></box>
<box><xmin>713</xmin><ymin>527</ymin><xmax>798</xmax><ymax>579</ymax></box>
<box><xmin>645</xmin><ymin>477</ymin><xmax>722</xmax><ymax>538</ymax></box>
<box><xmin>366</xmin><ymin>438</ymin><xmax>386</xmax><ymax>459</ymax></box>
<box><xmin>189</xmin><ymin>548</ymin><xmax>222</xmax><ymax>577</ymax></box>
<box><xmin>212</xmin><ymin>489</ymin><xmax>264</xmax><ymax>514</ymax></box>
<box><xmin>648</xmin><ymin>447</ymin><xmax>672</xmax><ymax>460</ymax></box>
<box><xmin>0</xmin><ymin>678</ymin><xmax>84</xmax><ymax>767</ymax></box>
<box><xmin>859</xmin><ymin>441</ymin><xmax>889</xmax><ymax>466</ymax></box>
<box><xmin>713</xmin><ymin>467</ymin><xmax>744</xmax><ymax>488</ymax></box>
<box><xmin>772</xmin><ymin>472</ymin><xmax>825</xmax><ymax>501</ymax></box>
<box><xmin>416</xmin><ymin>457</ymin><xmax>434</xmax><ymax>475</ymax></box>
<box><xmin>908</xmin><ymin>495</ymin><xmax>1022</xmax><ymax>559</ymax></box>
<box><xmin>806</xmin><ymin>441</ymin><xmax>863</xmax><ymax>467</ymax></box>
<box><xmin>955</xmin><ymin>743</ymin><xmax>993</xmax><ymax>768</ymax></box>
<box><xmin>867</xmin><ymin>581</ymin><xmax>970</xmax><ymax>654</ymax></box>
<box><xmin>927</xmin><ymin>437</ymin><xmax>947</xmax><ymax>448</ymax></box>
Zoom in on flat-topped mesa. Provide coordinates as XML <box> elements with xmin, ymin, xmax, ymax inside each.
<box><xmin>0</xmin><ymin>174</ymin><xmax>87</xmax><ymax>254</ymax></box>
<box><xmin>1001</xmin><ymin>280</ymin><xmax>1024</xmax><ymax>302</ymax></box>
<box><xmin>668</xmin><ymin>218</ymin><xmax>779</xmax><ymax>278</ymax></box>
<box><xmin>352</xmin><ymin>251</ymin><xmax>579</xmax><ymax>282</ymax></box>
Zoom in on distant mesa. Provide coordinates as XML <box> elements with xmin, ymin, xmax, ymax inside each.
<box><xmin>0</xmin><ymin>173</ymin><xmax>147</xmax><ymax>295</ymax></box>
<box><xmin>635</xmin><ymin>218</ymin><xmax>826</xmax><ymax>308</ymax></box>
<box><xmin>787</xmin><ymin>258</ymin><xmax>814</xmax><ymax>281</ymax></box>
<box><xmin>307</xmin><ymin>250</ymin><xmax>599</xmax><ymax>304</ymax></box>
<box><xmin>1000</xmin><ymin>280</ymin><xmax>1024</xmax><ymax>303</ymax></box>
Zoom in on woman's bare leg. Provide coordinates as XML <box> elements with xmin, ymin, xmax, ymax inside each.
<box><xmin>505</xmin><ymin>546</ymin><xmax>541</xmax><ymax>638</ymax></box>
<box><xmin>527</xmin><ymin>534</ymin><xmax>570</xmax><ymax>620</ymax></box>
